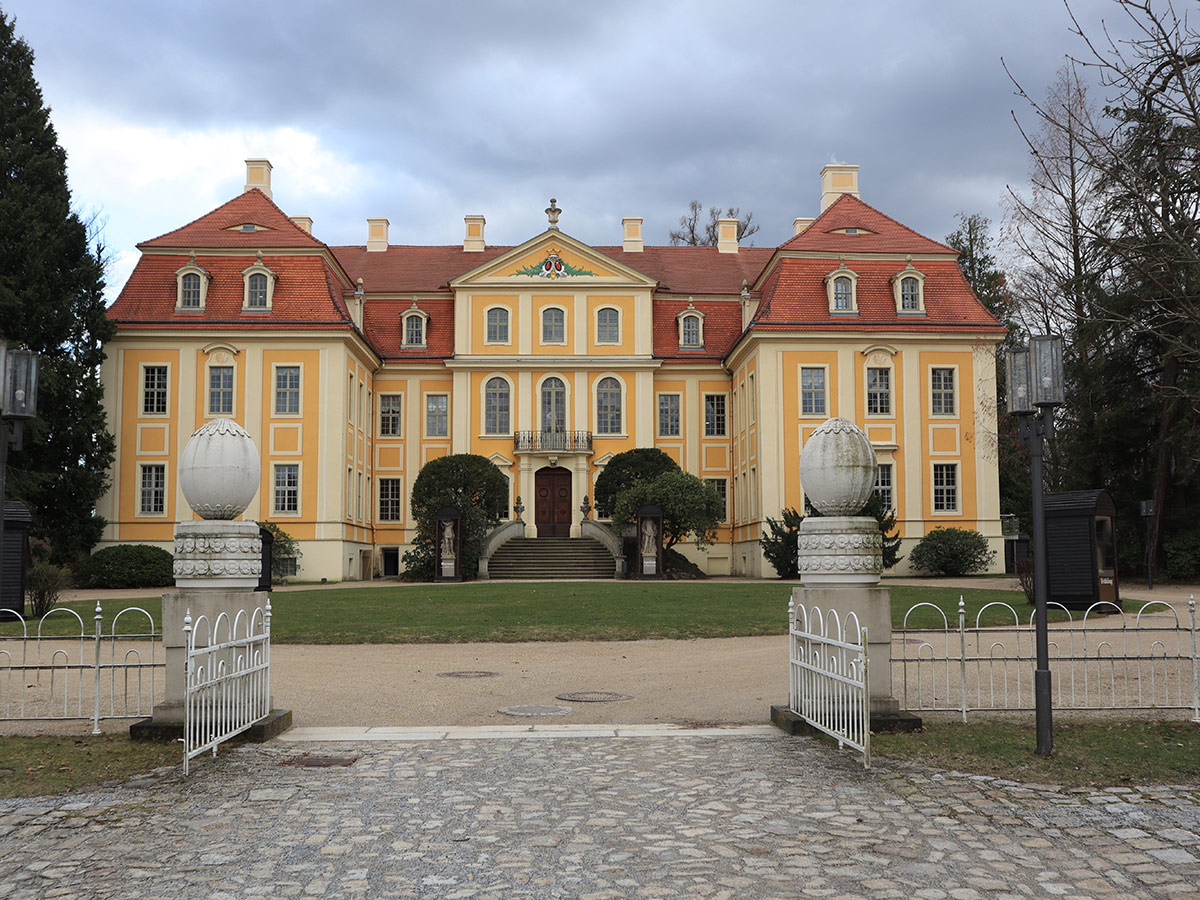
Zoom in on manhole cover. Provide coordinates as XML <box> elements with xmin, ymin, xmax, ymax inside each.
<box><xmin>555</xmin><ymin>691</ymin><xmax>634</xmax><ymax>703</ymax></box>
<box><xmin>437</xmin><ymin>670</ymin><xmax>500</xmax><ymax>678</ymax></box>
<box><xmin>498</xmin><ymin>705</ymin><xmax>573</xmax><ymax>717</ymax></box>
<box><xmin>288</xmin><ymin>756</ymin><xmax>358</xmax><ymax>768</ymax></box>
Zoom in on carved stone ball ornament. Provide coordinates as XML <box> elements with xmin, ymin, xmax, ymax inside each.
<box><xmin>178</xmin><ymin>418</ymin><xmax>261</xmax><ymax>519</ymax></box>
<box><xmin>798</xmin><ymin>417</ymin><xmax>877</xmax><ymax>517</ymax></box>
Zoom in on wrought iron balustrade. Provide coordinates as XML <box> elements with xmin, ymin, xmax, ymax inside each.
<box><xmin>513</xmin><ymin>430</ymin><xmax>593</xmax><ymax>453</ymax></box>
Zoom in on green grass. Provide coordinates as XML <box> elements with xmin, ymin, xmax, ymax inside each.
<box><xmin>0</xmin><ymin>735</ymin><xmax>180</xmax><ymax>799</ymax></box>
<box><xmin>872</xmin><ymin>719</ymin><xmax>1200</xmax><ymax>787</ymax></box>
<box><xmin>0</xmin><ymin>582</ymin><xmax>1079</xmax><ymax>644</ymax></box>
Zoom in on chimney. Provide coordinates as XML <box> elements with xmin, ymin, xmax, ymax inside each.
<box><xmin>622</xmin><ymin>217</ymin><xmax>644</xmax><ymax>252</ymax></box>
<box><xmin>366</xmin><ymin>217</ymin><xmax>389</xmax><ymax>252</ymax></box>
<box><xmin>463</xmin><ymin>215</ymin><xmax>486</xmax><ymax>252</ymax></box>
<box><xmin>291</xmin><ymin>216</ymin><xmax>313</xmax><ymax>234</ymax></box>
<box><xmin>244</xmin><ymin>158</ymin><xmax>273</xmax><ymax>199</ymax></box>
<box><xmin>793</xmin><ymin>217</ymin><xmax>815</xmax><ymax>236</ymax></box>
<box><xmin>819</xmin><ymin>164</ymin><xmax>859</xmax><ymax>212</ymax></box>
<box><xmin>716</xmin><ymin>217</ymin><xmax>739</xmax><ymax>254</ymax></box>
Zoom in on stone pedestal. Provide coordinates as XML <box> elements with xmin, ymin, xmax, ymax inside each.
<box><xmin>642</xmin><ymin>555</ymin><xmax>656</xmax><ymax>576</ymax></box>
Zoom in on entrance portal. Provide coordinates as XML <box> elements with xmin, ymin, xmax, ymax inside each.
<box><xmin>534</xmin><ymin>466</ymin><xmax>572</xmax><ymax>537</ymax></box>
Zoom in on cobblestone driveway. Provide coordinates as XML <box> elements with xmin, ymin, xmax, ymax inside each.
<box><xmin>2</xmin><ymin>733</ymin><xmax>1199</xmax><ymax>899</ymax></box>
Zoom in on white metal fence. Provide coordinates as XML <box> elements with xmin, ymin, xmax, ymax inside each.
<box><xmin>788</xmin><ymin>599</ymin><xmax>870</xmax><ymax>768</ymax></box>
<box><xmin>184</xmin><ymin>601</ymin><xmax>271</xmax><ymax>775</ymax></box>
<box><xmin>0</xmin><ymin>604</ymin><xmax>162</xmax><ymax>733</ymax></box>
<box><xmin>897</xmin><ymin>597</ymin><xmax>1200</xmax><ymax>722</ymax></box>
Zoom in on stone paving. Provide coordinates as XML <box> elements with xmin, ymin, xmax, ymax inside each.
<box><xmin>2</xmin><ymin>729</ymin><xmax>1199</xmax><ymax>899</ymax></box>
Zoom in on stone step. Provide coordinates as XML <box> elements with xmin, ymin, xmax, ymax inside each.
<box><xmin>487</xmin><ymin>537</ymin><xmax>616</xmax><ymax>580</ymax></box>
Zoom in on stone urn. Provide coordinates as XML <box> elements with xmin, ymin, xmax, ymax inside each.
<box><xmin>178</xmin><ymin>418</ymin><xmax>261</xmax><ymax>519</ymax></box>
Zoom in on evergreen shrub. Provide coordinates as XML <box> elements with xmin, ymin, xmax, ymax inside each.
<box><xmin>77</xmin><ymin>545</ymin><xmax>174</xmax><ymax>589</ymax></box>
<box><xmin>1164</xmin><ymin>531</ymin><xmax>1200</xmax><ymax>581</ymax></box>
<box><xmin>908</xmin><ymin>527</ymin><xmax>996</xmax><ymax>577</ymax></box>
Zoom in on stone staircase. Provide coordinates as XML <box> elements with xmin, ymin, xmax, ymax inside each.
<box><xmin>486</xmin><ymin>537</ymin><xmax>618</xmax><ymax>580</ymax></box>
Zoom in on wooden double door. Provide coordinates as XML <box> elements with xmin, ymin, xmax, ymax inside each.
<box><xmin>534</xmin><ymin>466</ymin><xmax>572</xmax><ymax>537</ymax></box>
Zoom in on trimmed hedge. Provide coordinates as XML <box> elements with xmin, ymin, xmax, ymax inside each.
<box><xmin>908</xmin><ymin>527</ymin><xmax>996</xmax><ymax>577</ymax></box>
<box><xmin>77</xmin><ymin>545</ymin><xmax>174</xmax><ymax>589</ymax></box>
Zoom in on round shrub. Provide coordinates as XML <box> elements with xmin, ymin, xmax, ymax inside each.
<box><xmin>908</xmin><ymin>527</ymin><xmax>996</xmax><ymax>577</ymax></box>
<box><xmin>78</xmin><ymin>544</ymin><xmax>174</xmax><ymax>589</ymax></box>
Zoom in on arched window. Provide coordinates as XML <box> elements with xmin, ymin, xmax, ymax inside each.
<box><xmin>404</xmin><ymin>313</ymin><xmax>424</xmax><ymax>346</ymax></box>
<box><xmin>681</xmin><ymin>314</ymin><xmax>701</xmax><ymax>346</ymax></box>
<box><xmin>901</xmin><ymin>276</ymin><xmax>921</xmax><ymax>311</ymax></box>
<box><xmin>486</xmin><ymin>307</ymin><xmax>509</xmax><ymax>343</ymax></box>
<box><xmin>596</xmin><ymin>377</ymin><xmax>622</xmax><ymax>434</ymax></box>
<box><xmin>247</xmin><ymin>273</ymin><xmax>268</xmax><ymax>308</ymax></box>
<box><xmin>541</xmin><ymin>377</ymin><xmax>566</xmax><ymax>432</ymax></box>
<box><xmin>484</xmin><ymin>377</ymin><xmax>510</xmax><ymax>434</ymax></box>
<box><xmin>181</xmin><ymin>273</ymin><xmax>202</xmax><ymax>308</ymax></box>
<box><xmin>833</xmin><ymin>276</ymin><xmax>853</xmax><ymax>310</ymax></box>
<box><xmin>596</xmin><ymin>307</ymin><xmax>620</xmax><ymax>343</ymax></box>
<box><xmin>542</xmin><ymin>307</ymin><xmax>565</xmax><ymax>343</ymax></box>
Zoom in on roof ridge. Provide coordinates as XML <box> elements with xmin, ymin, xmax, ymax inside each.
<box><xmin>138</xmin><ymin>188</ymin><xmax>327</xmax><ymax>250</ymax></box>
<box><xmin>783</xmin><ymin>194</ymin><xmax>958</xmax><ymax>254</ymax></box>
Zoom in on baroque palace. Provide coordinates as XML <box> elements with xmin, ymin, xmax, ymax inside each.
<box><xmin>97</xmin><ymin>160</ymin><xmax>1005</xmax><ymax>581</ymax></box>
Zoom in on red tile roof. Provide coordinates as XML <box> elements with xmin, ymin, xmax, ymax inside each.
<box><xmin>139</xmin><ymin>190</ymin><xmax>327</xmax><ymax>250</ymax></box>
<box><xmin>363</xmin><ymin>297</ymin><xmax>455</xmax><ymax>360</ymax></box>
<box><xmin>780</xmin><ymin>194</ymin><xmax>957</xmax><ymax>255</ymax></box>
<box><xmin>652</xmin><ymin>299</ymin><xmax>744</xmax><ymax>361</ymax></box>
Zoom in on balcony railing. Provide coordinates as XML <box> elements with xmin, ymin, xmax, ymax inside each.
<box><xmin>513</xmin><ymin>430</ymin><xmax>593</xmax><ymax>453</ymax></box>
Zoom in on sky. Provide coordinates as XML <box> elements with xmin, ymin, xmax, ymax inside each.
<box><xmin>4</xmin><ymin>0</ymin><xmax>1141</xmax><ymax>301</ymax></box>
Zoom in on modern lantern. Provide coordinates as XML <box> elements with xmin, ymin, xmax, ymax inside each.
<box><xmin>1004</xmin><ymin>334</ymin><xmax>1066</xmax><ymax>758</ymax></box>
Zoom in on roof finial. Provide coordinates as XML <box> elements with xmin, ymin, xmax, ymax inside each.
<box><xmin>545</xmin><ymin>198</ymin><xmax>561</xmax><ymax>230</ymax></box>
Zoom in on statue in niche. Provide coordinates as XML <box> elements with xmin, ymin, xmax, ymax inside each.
<box><xmin>441</xmin><ymin>520</ymin><xmax>456</xmax><ymax>559</ymax></box>
<box><xmin>641</xmin><ymin>518</ymin><xmax>657</xmax><ymax>557</ymax></box>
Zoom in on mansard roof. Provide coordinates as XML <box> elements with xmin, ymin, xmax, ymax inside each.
<box><xmin>139</xmin><ymin>189</ymin><xmax>326</xmax><ymax>250</ymax></box>
<box><xmin>779</xmin><ymin>193</ymin><xmax>958</xmax><ymax>256</ymax></box>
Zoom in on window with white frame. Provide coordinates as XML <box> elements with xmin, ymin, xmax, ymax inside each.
<box><xmin>542</xmin><ymin>307</ymin><xmax>565</xmax><ymax>343</ymax></box>
<box><xmin>402</xmin><ymin>304</ymin><xmax>428</xmax><ymax>347</ymax></box>
<box><xmin>139</xmin><ymin>464</ymin><xmax>165</xmax><ymax>514</ymax></box>
<box><xmin>426</xmin><ymin>394</ymin><xmax>448</xmax><ymax>436</ymax></box>
<box><xmin>486</xmin><ymin>307</ymin><xmax>509</xmax><ymax>343</ymax></box>
<box><xmin>273</xmin><ymin>464</ymin><xmax>299</xmax><ymax>514</ymax></box>
<box><xmin>274</xmin><ymin>366</ymin><xmax>300</xmax><ymax>415</ymax></box>
<box><xmin>801</xmin><ymin>367</ymin><xmax>826</xmax><ymax>416</ymax></box>
<box><xmin>484</xmin><ymin>378</ymin><xmax>510</xmax><ymax>434</ymax></box>
<box><xmin>681</xmin><ymin>314</ymin><xmax>701</xmax><ymax>347</ymax></box>
<box><xmin>596</xmin><ymin>307</ymin><xmax>620</xmax><ymax>343</ymax></box>
<box><xmin>874</xmin><ymin>463</ymin><xmax>894</xmax><ymax>512</ymax></box>
<box><xmin>241</xmin><ymin>255</ymin><xmax>276</xmax><ymax>310</ymax></box>
<box><xmin>596</xmin><ymin>377</ymin><xmax>622</xmax><ymax>434</ymax></box>
<box><xmin>247</xmin><ymin>273</ymin><xmax>268</xmax><ymax>308</ymax></box>
<box><xmin>658</xmin><ymin>393</ymin><xmax>680</xmax><ymax>436</ymax></box>
<box><xmin>541</xmin><ymin>377</ymin><xmax>566</xmax><ymax>431</ymax></box>
<box><xmin>900</xmin><ymin>277</ymin><xmax>921</xmax><ymax>310</ymax></box>
<box><xmin>142</xmin><ymin>366</ymin><xmax>168</xmax><ymax>415</ymax></box>
<box><xmin>379</xmin><ymin>394</ymin><xmax>402</xmax><ymax>436</ymax></box>
<box><xmin>892</xmin><ymin>262</ymin><xmax>926</xmax><ymax>314</ymax></box>
<box><xmin>933</xmin><ymin>463</ymin><xmax>958</xmax><ymax>512</ymax></box>
<box><xmin>705</xmin><ymin>477</ymin><xmax>727</xmax><ymax>521</ymax></box>
<box><xmin>825</xmin><ymin>263</ymin><xmax>859</xmax><ymax>313</ymax></box>
<box><xmin>867</xmin><ymin>367</ymin><xmax>891</xmax><ymax>415</ymax></box>
<box><xmin>379</xmin><ymin>478</ymin><xmax>404</xmax><ymax>520</ymax></box>
<box><xmin>704</xmin><ymin>394</ymin><xmax>726</xmax><ymax>436</ymax></box>
<box><xmin>931</xmin><ymin>367</ymin><xmax>956</xmax><ymax>416</ymax></box>
<box><xmin>208</xmin><ymin>366</ymin><xmax>233</xmax><ymax>416</ymax></box>
<box><xmin>175</xmin><ymin>258</ymin><xmax>209</xmax><ymax>310</ymax></box>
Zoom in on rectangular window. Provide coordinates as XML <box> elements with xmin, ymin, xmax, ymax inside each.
<box><xmin>275</xmin><ymin>366</ymin><xmax>300</xmax><ymax>415</ymax></box>
<box><xmin>658</xmin><ymin>394</ymin><xmax>680</xmax><ymax>437</ymax></box>
<box><xmin>426</xmin><ymin>394</ymin><xmax>448</xmax><ymax>437</ymax></box>
<box><xmin>874</xmin><ymin>463</ymin><xmax>894</xmax><ymax>512</ymax></box>
<box><xmin>357</xmin><ymin>472</ymin><xmax>364</xmax><ymax>522</ymax></box>
<box><xmin>379</xmin><ymin>478</ymin><xmax>404</xmax><ymax>520</ymax></box>
<box><xmin>139</xmin><ymin>464</ymin><xmax>165</xmax><ymax>514</ymax></box>
<box><xmin>278</xmin><ymin>556</ymin><xmax>299</xmax><ymax>578</ymax></box>
<box><xmin>208</xmin><ymin>366</ymin><xmax>233</xmax><ymax>416</ymax></box>
<box><xmin>486</xmin><ymin>308</ymin><xmax>509</xmax><ymax>343</ymax></box>
<box><xmin>704</xmin><ymin>394</ymin><xmax>727</xmax><ymax>437</ymax></box>
<box><xmin>542</xmin><ymin>308</ymin><xmax>565</xmax><ymax>343</ymax></box>
<box><xmin>931</xmin><ymin>367</ymin><xmax>956</xmax><ymax>416</ymax></box>
<box><xmin>142</xmin><ymin>366</ymin><xmax>168</xmax><ymax>415</ymax></box>
<box><xmin>274</xmin><ymin>464</ymin><xmax>299</xmax><ymax>514</ymax></box>
<box><xmin>748</xmin><ymin>374</ymin><xmax>756</xmax><ymax>424</ymax></box>
<box><xmin>867</xmin><ymin>367</ymin><xmax>891</xmax><ymax>416</ymax></box>
<box><xmin>405</xmin><ymin>315</ymin><xmax>424</xmax><ymax>346</ymax></box>
<box><xmin>596</xmin><ymin>308</ymin><xmax>619</xmax><ymax>343</ymax></box>
<box><xmin>705</xmin><ymin>478</ymin><xmax>728</xmax><ymax>521</ymax></box>
<box><xmin>801</xmin><ymin>367</ymin><xmax>826</xmax><ymax>416</ymax></box>
<box><xmin>933</xmin><ymin>463</ymin><xmax>958</xmax><ymax>512</ymax></box>
<box><xmin>379</xmin><ymin>394</ymin><xmax>403</xmax><ymax>436</ymax></box>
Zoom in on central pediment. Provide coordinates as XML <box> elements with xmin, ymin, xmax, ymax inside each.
<box><xmin>450</xmin><ymin>230</ymin><xmax>657</xmax><ymax>289</ymax></box>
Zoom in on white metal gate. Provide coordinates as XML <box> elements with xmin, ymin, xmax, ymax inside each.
<box><xmin>788</xmin><ymin>599</ymin><xmax>870</xmax><ymax>768</ymax></box>
<box><xmin>1</xmin><ymin>604</ymin><xmax>162</xmax><ymax>732</ymax></box>
<box><xmin>183</xmin><ymin>601</ymin><xmax>271</xmax><ymax>775</ymax></box>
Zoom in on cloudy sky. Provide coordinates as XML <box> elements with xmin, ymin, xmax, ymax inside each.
<box><xmin>6</xmin><ymin>0</ymin><xmax>1138</xmax><ymax>299</ymax></box>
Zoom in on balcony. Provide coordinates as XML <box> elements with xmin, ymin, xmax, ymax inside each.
<box><xmin>513</xmin><ymin>430</ymin><xmax>593</xmax><ymax>453</ymax></box>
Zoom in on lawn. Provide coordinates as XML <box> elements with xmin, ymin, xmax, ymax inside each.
<box><xmin>0</xmin><ymin>581</ymin><xmax>1045</xmax><ymax>644</ymax></box>
<box><xmin>0</xmin><ymin>734</ymin><xmax>179</xmax><ymax>799</ymax></box>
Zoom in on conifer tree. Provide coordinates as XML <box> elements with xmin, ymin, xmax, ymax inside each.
<box><xmin>0</xmin><ymin>12</ymin><xmax>115</xmax><ymax>563</ymax></box>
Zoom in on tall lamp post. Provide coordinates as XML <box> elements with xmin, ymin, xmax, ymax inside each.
<box><xmin>1006</xmin><ymin>334</ymin><xmax>1064</xmax><ymax>757</ymax></box>
<box><xmin>0</xmin><ymin>343</ymin><xmax>40</xmax><ymax>603</ymax></box>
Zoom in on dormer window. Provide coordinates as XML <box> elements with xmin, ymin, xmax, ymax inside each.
<box><xmin>175</xmin><ymin>254</ymin><xmax>210</xmax><ymax>311</ymax></box>
<box><xmin>241</xmin><ymin>252</ymin><xmax>276</xmax><ymax>311</ymax></box>
<box><xmin>676</xmin><ymin>299</ymin><xmax>706</xmax><ymax>349</ymax></box>
<box><xmin>891</xmin><ymin>259</ymin><xmax>927</xmax><ymax>314</ymax></box>
<box><xmin>824</xmin><ymin>261</ymin><xmax>859</xmax><ymax>314</ymax></box>
<box><xmin>402</xmin><ymin>300</ymin><xmax>429</xmax><ymax>347</ymax></box>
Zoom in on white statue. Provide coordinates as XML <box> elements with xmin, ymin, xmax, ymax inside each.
<box><xmin>641</xmin><ymin>518</ymin><xmax>657</xmax><ymax>556</ymax></box>
<box><xmin>441</xmin><ymin>520</ymin><xmax>456</xmax><ymax>558</ymax></box>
